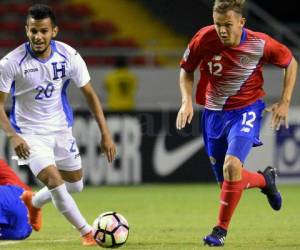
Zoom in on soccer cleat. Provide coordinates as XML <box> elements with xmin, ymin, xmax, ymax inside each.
<box><xmin>81</xmin><ymin>230</ymin><xmax>97</xmax><ymax>246</ymax></box>
<box><xmin>258</xmin><ymin>166</ymin><xmax>282</xmax><ymax>211</ymax></box>
<box><xmin>21</xmin><ymin>191</ymin><xmax>42</xmax><ymax>231</ymax></box>
<box><xmin>203</xmin><ymin>226</ymin><xmax>227</xmax><ymax>247</ymax></box>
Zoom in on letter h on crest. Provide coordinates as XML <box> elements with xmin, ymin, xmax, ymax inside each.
<box><xmin>52</xmin><ymin>62</ymin><xmax>66</xmax><ymax>80</ymax></box>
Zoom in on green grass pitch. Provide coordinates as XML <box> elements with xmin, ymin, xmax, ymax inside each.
<box><xmin>0</xmin><ymin>184</ymin><xmax>299</xmax><ymax>250</ymax></box>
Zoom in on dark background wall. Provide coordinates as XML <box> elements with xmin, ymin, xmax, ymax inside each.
<box><xmin>139</xmin><ymin>0</ymin><xmax>300</xmax><ymax>40</ymax></box>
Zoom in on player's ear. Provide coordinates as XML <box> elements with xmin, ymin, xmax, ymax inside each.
<box><xmin>25</xmin><ymin>25</ymin><xmax>29</xmax><ymax>36</ymax></box>
<box><xmin>240</xmin><ymin>17</ymin><xmax>246</xmax><ymax>27</ymax></box>
<box><xmin>52</xmin><ymin>26</ymin><xmax>59</xmax><ymax>38</ymax></box>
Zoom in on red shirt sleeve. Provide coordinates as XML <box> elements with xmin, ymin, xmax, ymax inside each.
<box><xmin>180</xmin><ymin>26</ymin><xmax>212</xmax><ymax>72</ymax></box>
<box><xmin>0</xmin><ymin>159</ymin><xmax>31</xmax><ymax>191</ymax></box>
<box><xmin>263</xmin><ymin>34</ymin><xmax>293</xmax><ymax>67</ymax></box>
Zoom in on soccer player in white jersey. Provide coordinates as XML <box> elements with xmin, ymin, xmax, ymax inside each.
<box><xmin>0</xmin><ymin>4</ymin><xmax>116</xmax><ymax>246</ymax></box>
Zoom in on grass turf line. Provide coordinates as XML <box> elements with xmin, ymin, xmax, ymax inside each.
<box><xmin>1</xmin><ymin>184</ymin><xmax>299</xmax><ymax>250</ymax></box>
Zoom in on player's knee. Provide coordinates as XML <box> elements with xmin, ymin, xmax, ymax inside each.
<box><xmin>223</xmin><ymin>156</ymin><xmax>242</xmax><ymax>180</ymax></box>
<box><xmin>46</xmin><ymin>176</ymin><xmax>64</xmax><ymax>189</ymax></box>
<box><xmin>65</xmin><ymin>178</ymin><xmax>84</xmax><ymax>193</ymax></box>
<box><xmin>37</xmin><ymin>166</ymin><xmax>64</xmax><ymax>189</ymax></box>
<box><xmin>42</xmin><ymin>174</ymin><xmax>64</xmax><ymax>189</ymax></box>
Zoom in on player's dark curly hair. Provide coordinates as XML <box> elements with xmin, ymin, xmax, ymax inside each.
<box><xmin>27</xmin><ymin>4</ymin><xmax>57</xmax><ymax>26</ymax></box>
<box><xmin>213</xmin><ymin>0</ymin><xmax>246</xmax><ymax>16</ymax></box>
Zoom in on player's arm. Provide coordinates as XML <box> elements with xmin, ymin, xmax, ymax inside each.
<box><xmin>267</xmin><ymin>57</ymin><xmax>298</xmax><ymax>130</ymax></box>
<box><xmin>0</xmin><ymin>91</ymin><xmax>16</xmax><ymax>138</ymax></box>
<box><xmin>176</xmin><ymin>68</ymin><xmax>194</xmax><ymax>130</ymax></box>
<box><xmin>176</xmin><ymin>29</ymin><xmax>205</xmax><ymax>130</ymax></box>
<box><xmin>80</xmin><ymin>82</ymin><xmax>116</xmax><ymax>163</ymax></box>
<box><xmin>0</xmin><ymin>91</ymin><xmax>30</xmax><ymax>159</ymax></box>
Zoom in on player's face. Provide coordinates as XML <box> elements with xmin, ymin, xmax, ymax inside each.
<box><xmin>213</xmin><ymin>10</ymin><xmax>245</xmax><ymax>47</ymax></box>
<box><xmin>26</xmin><ymin>17</ymin><xmax>58</xmax><ymax>58</ymax></box>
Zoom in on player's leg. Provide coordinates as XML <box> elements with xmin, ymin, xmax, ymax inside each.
<box><xmin>215</xmin><ymin>132</ymin><xmax>273</xmax><ymax>232</ymax></box>
<box><xmin>226</xmin><ymin>136</ymin><xmax>266</xmax><ymax>189</ymax></box>
<box><xmin>203</xmin><ymin>101</ymin><xmax>265</xmax><ymax>246</ymax></box>
<box><xmin>19</xmin><ymin>133</ymin><xmax>95</xmax><ymax>245</ymax></box>
<box><xmin>203</xmin><ymin>136</ymin><xmax>227</xmax><ymax>185</ymax></box>
<box><xmin>52</xmin><ymin>131</ymin><xmax>95</xmax><ymax>246</ymax></box>
<box><xmin>203</xmin><ymin>139</ymin><xmax>251</xmax><ymax>247</ymax></box>
<box><xmin>32</xmin><ymin>131</ymin><xmax>85</xmax><ymax>208</ymax></box>
<box><xmin>216</xmin><ymin>146</ymin><xmax>249</xmax><ymax>230</ymax></box>
<box><xmin>19</xmin><ymin>133</ymin><xmax>68</xmax><ymax>232</ymax></box>
<box><xmin>36</xmin><ymin>165</ymin><xmax>95</xmax><ymax>245</ymax></box>
<box><xmin>201</xmin><ymin>109</ymin><xmax>228</xmax><ymax>186</ymax></box>
<box><xmin>55</xmin><ymin>173</ymin><xmax>95</xmax><ymax>244</ymax></box>
<box><xmin>257</xmin><ymin>167</ymin><xmax>282</xmax><ymax>210</ymax></box>
<box><xmin>17</xmin><ymin>134</ymin><xmax>49</xmax><ymax>232</ymax></box>
<box><xmin>202</xmin><ymin>132</ymin><xmax>229</xmax><ymax>246</ymax></box>
<box><xmin>228</xmin><ymin>102</ymin><xmax>282</xmax><ymax>210</ymax></box>
<box><xmin>32</xmin><ymin>169</ymin><xmax>84</xmax><ymax>208</ymax></box>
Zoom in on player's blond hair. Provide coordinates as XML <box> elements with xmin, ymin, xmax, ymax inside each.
<box><xmin>213</xmin><ymin>0</ymin><xmax>246</xmax><ymax>16</ymax></box>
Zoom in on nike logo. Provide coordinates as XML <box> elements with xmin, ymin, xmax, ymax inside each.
<box><xmin>153</xmin><ymin>131</ymin><xmax>204</xmax><ymax>176</ymax></box>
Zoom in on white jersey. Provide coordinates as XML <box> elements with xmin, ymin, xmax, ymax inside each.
<box><xmin>0</xmin><ymin>41</ymin><xmax>90</xmax><ymax>134</ymax></box>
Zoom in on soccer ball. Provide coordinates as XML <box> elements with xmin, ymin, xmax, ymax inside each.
<box><xmin>93</xmin><ymin>211</ymin><xmax>129</xmax><ymax>248</ymax></box>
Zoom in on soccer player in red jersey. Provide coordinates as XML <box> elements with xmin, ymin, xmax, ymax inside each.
<box><xmin>176</xmin><ymin>0</ymin><xmax>298</xmax><ymax>246</ymax></box>
<box><xmin>0</xmin><ymin>159</ymin><xmax>34</xmax><ymax>240</ymax></box>
<box><xmin>0</xmin><ymin>159</ymin><xmax>31</xmax><ymax>191</ymax></box>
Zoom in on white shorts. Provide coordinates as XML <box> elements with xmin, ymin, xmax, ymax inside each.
<box><xmin>18</xmin><ymin>130</ymin><xmax>82</xmax><ymax>176</ymax></box>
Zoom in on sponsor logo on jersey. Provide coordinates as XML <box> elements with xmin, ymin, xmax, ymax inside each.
<box><xmin>240</xmin><ymin>127</ymin><xmax>250</xmax><ymax>133</ymax></box>
<box><xmin>213</xmin><ymin>55</ymin><xmax>222</xmax><ymax>61</ymax></box>
<box><xmin>220</xmin><ymin>200</ymin><xmax>228</xmax><ymax>206</ymax></box>
<box><xmin>183</xmin><ymin>47</ymin><xmax>190</xmax><ymax>62</ymax></box>
<box><xmin>209</xmin><ymin>156</ymin><xmax>217</xmax><ymax>165</ymax></box>
<box><xmin>24</xmin><ymin>68</ymin><xmax>38</xmax><ymax>74</ymax></box>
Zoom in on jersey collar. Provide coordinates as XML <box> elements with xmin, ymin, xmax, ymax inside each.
<box><xmin>26</xmin><ymin>41</ymin><xmax>55</xmax><ymax>63</ymax></box>
<box><xmin>239</xmin><ymin>28</ymin><xmax>247</xmax><ymax>45</ymax></box>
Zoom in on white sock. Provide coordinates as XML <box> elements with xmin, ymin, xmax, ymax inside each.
<box><xmin>50</xmin><ymin>184</ymin><xmax>92</xmax><ymax>236</ymax></box>
<box><xmin>32</xmin><ymin>186</ymin><xmax>51</xmax><ymax>208</ymax></box>
<box><xmin>32</xmin><ymin>179</ymin><xmax>84</xmax><ymax>208</ymax></box>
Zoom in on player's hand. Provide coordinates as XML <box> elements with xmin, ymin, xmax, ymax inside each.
<box><xmin>265</xmin><ymin>102</ymin><xmax>289</xmax><ymax>130</ymax></box>
<box><xmin>101</xmin><ymin>134</ymin><xmax>116</xmax><ymax>163</ymax></box>
<box><xmin>176</xmin><ymin>100</ymin><xmax>194</xmax><ymax>130</ymax></box>
<box><xmin>9</xmin><ymin>134</ymin><xmax>30</xmax><ymax>159</ymax></box>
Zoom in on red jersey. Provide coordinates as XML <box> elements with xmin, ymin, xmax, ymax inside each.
<box><xmin>0</xmin><ymin>159</ymin><xmax>31</xmax><ymax>191</ymax></box>
<box><xmin>180</xmin><ymin>25</ymin><xmax>292</xmax><ymax>110</ymax></box>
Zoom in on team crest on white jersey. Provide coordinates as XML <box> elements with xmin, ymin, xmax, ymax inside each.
<box><xmin>0</xmin><ymin>41</ymin><xmax>91</xmax><ymax>134</ymax></box>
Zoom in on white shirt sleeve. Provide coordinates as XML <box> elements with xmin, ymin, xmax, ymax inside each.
<box><xmin>70</xmin><ymin>51</ymin><xmax>91</xmax><ymax>88</ymax></box>
<box><xmin>0</xmin><ymin>58</ymin><xmax>15</xmax><ymax>93</ymax></box>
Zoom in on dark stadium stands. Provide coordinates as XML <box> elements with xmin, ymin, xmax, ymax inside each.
<box><xmin>0</xmin><ymin>1</ymin><xmax>143</xmax><ymax>66</ymax></box>
<box><xmin>1</xmin><ymin>0</ymin><xmax>299</xmax><ymax>65</ymax></box>
<box><xmin>139</xmin><ymin>0</ymin><xmax>300</xmax><ymax>52</ymax></box>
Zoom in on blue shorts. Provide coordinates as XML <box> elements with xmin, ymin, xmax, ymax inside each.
<box><xmin>0</xmin><ymin>185</ymin><xmax>32</xmax><ymax>240</ymax></box>
<box><xmin>202</xmin><ymin>100</ymin><xmax>265</xmax><ymax>182</ymax></box>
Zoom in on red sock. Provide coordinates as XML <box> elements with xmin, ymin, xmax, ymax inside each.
<box><xmin>242</xmin><ymin>169</ymin><xmax>266</xmax><ymax>189</ymax></box>
<box><xmin>217</xmin><ymin>180</ymin><xmax>243</xmax><ymax>230</ymax></box>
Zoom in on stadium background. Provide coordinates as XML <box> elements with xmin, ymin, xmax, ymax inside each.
<box><xmin>0</xmin><ymin>0</ymin><xmax>300</xmax><ymax>185</ymax></box>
